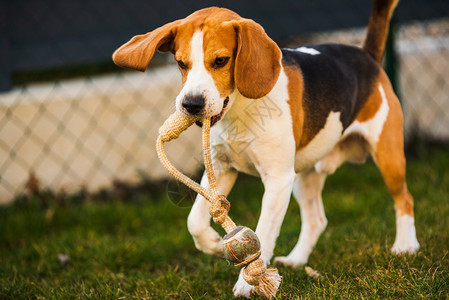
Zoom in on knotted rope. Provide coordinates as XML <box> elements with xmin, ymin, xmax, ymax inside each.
<box><xmin>156</xmin><ymin>111</ymin><xmax>281</xmax><ymax>298</ymax></box>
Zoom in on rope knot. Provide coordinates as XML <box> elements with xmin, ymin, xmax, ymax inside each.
<box><xmin>209</xmin><ymin>195</ymin><xmax>230</xmax><ymax>224</ymax></box>
<box><xmin>243</xmin><ymin>258</ymin><xmax>282</xmax><ymax>298</ymax></box>
<box><xmin>243</xmin><ymin>259</ymin><xmax>265</xmax><ymax>286</ymax></box>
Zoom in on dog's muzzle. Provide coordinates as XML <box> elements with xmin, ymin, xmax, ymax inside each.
<box><xmin>196</xmin><ymin>97</ymin><xmax>229</xmax><ymax>127</ymax></box>
<box><xmin>182</xmin><ymin>96</ymin><xmax>206</xmax><ymax>115</ymax></box>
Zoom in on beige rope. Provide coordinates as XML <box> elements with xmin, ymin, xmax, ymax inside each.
<box><xmin>200</xmin><ymin>118</ymin><xmax>237</xmax><ymax>233</ymax></box>
<box><xmin>156</xmin><ymin>111</ymin><xmax>212</xmax><ymax>200</ymax></box>
<box><xmin>156</xmin><ymin>111</ymin><xmax>281</xmax><ymax>298</ymax></box>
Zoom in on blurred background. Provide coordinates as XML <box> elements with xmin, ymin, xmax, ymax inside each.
<box><xmin>1</xmin><ymin>0</ymin><xmax>448</xmax><ymax>204</ymax></box>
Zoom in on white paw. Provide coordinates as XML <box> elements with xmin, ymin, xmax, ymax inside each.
<box><xmin>392</xmin><ymin>214</ymin><xmax>420</xmax><ymax>254</ymax></box>
<box><xmin>274</xmin><ymin>256</ymin><xmax>307</xmax><ymax>268</ymax></box>
<box><xmin>233</xmin><ymin>273</ymin><xmax>255</xmax><ymax>298</ymax></box>
<box><xmin>192</xmin><ymin>228</ymin><xmax>224</xmax><ymax>257</ymax></box>
<box><xmin>391</xmin><ymin>239</ymin><xmax>420</xmax><ymax>254</ymax></box>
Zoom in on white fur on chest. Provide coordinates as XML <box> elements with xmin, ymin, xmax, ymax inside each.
<box><xmin>210</xmin><ymin>68</ymin><xmax>296</xmax><ymax>177</ymax></box>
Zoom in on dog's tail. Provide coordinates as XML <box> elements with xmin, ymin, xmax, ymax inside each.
<box><xmin>363</xmin><ymin>0</ymin><xmax>399</xmax><ymax>63</ymax></box>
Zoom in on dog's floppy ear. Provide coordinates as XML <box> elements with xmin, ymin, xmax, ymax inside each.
<box><xmin>230</xmin><ymin>19</ymin><xmax>282</xmax><ymax>99</ymax></box>
<box><xmin>113</xmin><ymin>20</ymin><xmax>180</xmax><ymax>72</ymax></box>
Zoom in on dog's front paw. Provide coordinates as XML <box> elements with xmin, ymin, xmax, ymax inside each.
<box><xmin>233</xmin><ymin>274</ymin><xmax>255</xmax><ymax>298</ymax></box>
<box><xmin>274</xmin><ymin>256</ymin><xmax>307</xmax><ymax>268</ymax></box>
<box><xmin>191</xmin><ymin>228</ymin><xmax>224</xmax><ymax>257</ymax></box>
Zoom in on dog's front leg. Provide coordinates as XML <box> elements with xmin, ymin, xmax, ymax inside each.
<box><xmin>233</xmin><ymin>172</ymin><xmax>295</xmax><ymax>298</ymax></box>
<box><xmin>187</xmin><ymin>169</ymin><xmax>238</xmax><ymax>256</ymax></box>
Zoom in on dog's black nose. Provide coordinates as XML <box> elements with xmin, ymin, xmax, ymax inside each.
<box><xmin>182</xmin><ymin>96</ymin><xmax>205</xmax><ymax>115</ymax></box>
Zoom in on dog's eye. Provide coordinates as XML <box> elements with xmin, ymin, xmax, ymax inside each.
<box><xmin>213</xmin><ymin>57</ymin><xmax>230</xmax><ymax>69</ymax></box>
<box><xmin>177</xmin><ymin>60</ymin><xmax>188</xmax><ymax>70</ymax></box>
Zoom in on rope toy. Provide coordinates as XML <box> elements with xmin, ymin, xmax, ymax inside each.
<box><xmin>156</xmin><ymin>111</ymin><xmax>282</xmax><ymax>298</ymax></box>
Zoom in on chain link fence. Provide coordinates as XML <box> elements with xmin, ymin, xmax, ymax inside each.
<box><xmin>0</xmin><ymin>65</ymin><xmax>204</xmax><ymax>203</ymax></box>
<box><xmin>1</xmin><ymin>1</ymin><xmax>448</xmax><ymax>204</ymax></box>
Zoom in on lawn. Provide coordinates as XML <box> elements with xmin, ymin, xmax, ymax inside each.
<box><xmin>1</xmin><ymin>145</ymin><xmax>448</xmax><ymax>299</ymax></box>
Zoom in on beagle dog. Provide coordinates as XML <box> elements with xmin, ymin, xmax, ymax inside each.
<box><xmin>113</xmin><ymin>0</ymin><xmax>419</xmax><ymax>297</ymax></box>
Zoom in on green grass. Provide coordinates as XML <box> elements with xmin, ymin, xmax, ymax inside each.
<box><xmin>1</xmin><ymin>145</ymin><xmax>448</xmax><ymax>299</ymax></box>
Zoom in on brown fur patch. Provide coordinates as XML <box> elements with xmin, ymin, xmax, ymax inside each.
<box><xmin>284</xmin><ymin>63</ymin><xmax>305</xmax><ymax>150</ymax></box>
<box><xmin>173</xmin><ymin>8</ymin><xmax>241</xmax><ymax>90</ymax></box>
<box><xmin>374</xmin><ymin>70</ymin><xmax>414</xmax><ymax>216</ymax></box>
<box><xmin>202</xmin><ymin>23</ymin><xmax>238</xmax><ymax>98</ymax></box>
<box><xmin>356</xmin><ymin>77</ymin><xmax>383</xmax><ymax>122</ymax></box>
<box><xmin>230</xmin><ymin>19</ymin><xmax>282</xmax><ymax>99</ymax></box>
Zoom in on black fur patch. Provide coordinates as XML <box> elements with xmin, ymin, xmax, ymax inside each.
<box><xmin>282</xmin><ymin>44</ymin><xmax>380</xmax><ymax>141</ymax></box>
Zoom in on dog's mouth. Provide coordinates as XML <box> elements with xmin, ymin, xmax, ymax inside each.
<box><xmin>196</xmin><ymin>97</ymin><xmax>229</xmax><ymax>127</ymax></box>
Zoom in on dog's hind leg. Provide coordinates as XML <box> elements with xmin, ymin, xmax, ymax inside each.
<box><xmin>369</xmin><ymin>80</ymin><xmax>419</xmax><ymax>254</ymax></box>
<box><xmin>187</xmin><ymin>169</ymin><xmax>238</xmax><ymax>256</ymax></box>
<box><xmin>372</xmin><ymin>86</ymin><xmax>419</xmax><ymax>254</ymax></box>
<box><xmin>274</xmin><ymin>169</ymin><xmax>327</xmax><ymax>267</ymax></box>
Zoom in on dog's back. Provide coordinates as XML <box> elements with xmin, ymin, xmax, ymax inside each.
<box><xmin>281</xmin><ymin>0</ymin><xmax>399</xmax><ymax>151</ymax></box>
<box><xmin>282</xmin><ymin>44</ymin><xmax>380</xmax><ymax>143</ymax></box>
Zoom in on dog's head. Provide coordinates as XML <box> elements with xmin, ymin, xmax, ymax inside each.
<box><xmin>113</xmin><ymin>7</ymin><xmax>281</xmax><ymax>124</ymax></box>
